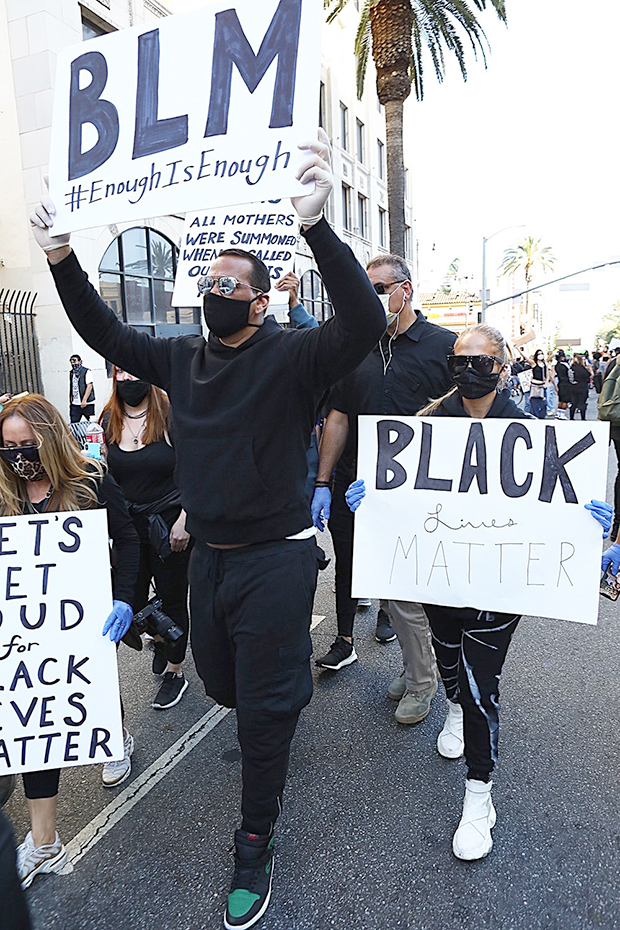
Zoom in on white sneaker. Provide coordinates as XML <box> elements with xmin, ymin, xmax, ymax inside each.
<box><xmin>102</xmin><ymin>729</ymin><xmax>134</xmax><ymax>787</ymax></box>
<box><xmin>357</xmin><ymin>598</ymin><xmax>371</xmax><ymax>608</ymax></box>
<box><xmin>437</xmin><ymin>700</ymin><xmax>464</xmax><ymax>759</ymax></box>
<box><xmin>452</xmin><ymin>779</ymin><xmax>496</xmax><ymax>860</ymax></box>
<box><xmin>16</xmin><ymin>831</ymin><xmax>67</xmax><ymax>889</ymax></box>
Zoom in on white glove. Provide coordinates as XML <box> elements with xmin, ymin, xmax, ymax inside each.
<box><xmin>291</xmin><ymin>127</ymin><xmax>333</xmax><ymax>228</ymax></box>
<box><xmin>29</xmin><ymin>183</ymin><xmax>71</xmax><ymax>253</ymax></box>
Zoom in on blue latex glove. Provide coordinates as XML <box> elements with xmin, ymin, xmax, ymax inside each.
<box><xmin>602</xmin><ymin>543</ymin><xmax>620</xmax><ymax>575</ymax></box>
<box><xmin>345</xmin><ymin>479</ymin><xmax>366</xmax><ymax>512</ymax></box>
<box><xmin>311</xmin><ymin>487</ymin><xmax>331</xmax><ymax>532</ymax></box>
<box><xmin>584</xmin><ymin>499</ymin><xmax>613</xmax><ymax>537</ymax></box>
<box><xmin>102</xmin><ymin>600</ymin><xmax>134</xmax><ymax>643</ymax></box>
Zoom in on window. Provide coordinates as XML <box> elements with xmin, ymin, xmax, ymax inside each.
<box><xmin>356</xmin><ymin>119</ymin><xmax>365</xmax><ymax>163</ymax></box>
<box><xmin>377</xmin><ymin>139</ymin><xmax>385</xmax><ymax>180</ymax></box>
<box><xmin>404</xmin><ymin>225</ymin><xmax>412</xmax><ymax>260</ymax></box>
<box><xmin>82</xmin><ymin>16</ymin><xmax>109</xmax><ymax>40</ymax></box>
<box><xmin>357</xmin><ymin>194</ymin><xmax>368</xmax><ymax>239</ymax></box>
<box><xmin>404</xmin><ymin>167</ymin><xmax>410</xmax><ymax>199</ymax></box>
<box><xmin>98</xmin><ymin>227</ymin><xmax>201</xmax><ymax>338</ymax></box>
<box><xmin>300</xmin><ymin>270</ymin><xmax>333</xmax><ymax>322</ymax></box>
<box><xmin>378</xmin><ymin>207</ymin><xmax>387</xmax><ymax>248</ymax></box>
<box><xmin>319</xmin><ymin>82</ymin><xmax>326</xmax><ymax>129</ymax></box>
<box><xmin>341</xmin><ymin>184</ymin><xmax>352</xmax><ymax>231</ymax></box>
<box><xmin>340</xmin><ymin>102</ymin><xmax>348</xmax><ymax>151</ymax></box>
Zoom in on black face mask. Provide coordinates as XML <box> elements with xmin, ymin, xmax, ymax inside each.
<box><xmin>71</xmin><ymin>363</ymin><xmax>81</xmax><ymax>372</ymax></box>
<box><xmin>116</xmin><ymin>380</ymin><xmax>151</xmax><ymax>407</ymax></box>
<box><xmin>454</xmin><ymin>368</ymin><xmax>500</xmax><ymax>400</ymax></box>
<box><xmin>203</xmin><ymin>292</ymin><xmax>263</xmax><ymax>339</ymax></box>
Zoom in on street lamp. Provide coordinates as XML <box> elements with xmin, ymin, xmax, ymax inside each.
<box><xmin>481</xmin><ymin>224</ymin><xmax>526</xmax><ymax>322</ymax></box>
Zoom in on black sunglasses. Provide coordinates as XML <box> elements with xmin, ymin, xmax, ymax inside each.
<box><xmin>447</xmin><ymin>354</ymin><xmax>505</xmax><ymax>376</ymax></box>
<box><xmin>373</xmin><ymin>280</ymin><xmax>406</xmax><ymax>295</ymax></box>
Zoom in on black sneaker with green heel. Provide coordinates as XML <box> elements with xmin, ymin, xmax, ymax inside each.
<box><xmin>224</xmin><ymin>829</ymin><xmax>274</xmax><ymax>930</ymax></box>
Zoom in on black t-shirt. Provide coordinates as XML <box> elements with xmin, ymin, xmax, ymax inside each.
<box><xmin>106</xmin><ymin>440</ymin><xmax>180</xmax><ymax>539</ymax></box>
<box><xmin>329</xmin><ymin>313</ymin><xmax>456</xmax><ymax>482</ymax></box>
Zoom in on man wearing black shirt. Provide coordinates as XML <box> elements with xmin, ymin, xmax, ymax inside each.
<box><xmin>312</xmin><ymin>254</ymin><xmax>455</xmax><ymax>726</ymax></box>
<box><xmin>30</xmin><ymin>132</ymin><xmax>385</xmax><ymax>929</ymax></box>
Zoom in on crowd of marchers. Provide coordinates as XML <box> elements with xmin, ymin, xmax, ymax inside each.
<box><xmin>0</xmin><ymin>131</ymin><xmax>617</xmax><ymax>930</ymax></box>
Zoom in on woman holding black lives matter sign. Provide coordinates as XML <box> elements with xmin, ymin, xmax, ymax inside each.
<box><xmin>346</xmin><ymin>323</ymin><xmax>612</xmax><ymax>862</ymax></box>
<box><xmin>0</xmin><ymin>395</ymin><xmax>139</xmax><ymax>889</ymax></box>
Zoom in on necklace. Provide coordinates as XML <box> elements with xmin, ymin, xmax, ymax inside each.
<box><xmin>124</xmin><ymin>417</ymin><xmax>145</xmax><ymax>446</ymax></box>
<box><xmin>124</xmin><ymin>410</ymin><xmax>147</xmax><ymax>419</ymax></box>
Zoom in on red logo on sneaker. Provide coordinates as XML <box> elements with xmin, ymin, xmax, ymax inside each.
<box><xmin>247</xmin><ymin>834</ymin><xmax>259</xmax><ymax>841</ymax></box>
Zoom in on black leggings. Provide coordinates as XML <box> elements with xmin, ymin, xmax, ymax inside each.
<box><xmin>424</xmin><ymin>604</ymin><xmax>520</xmax><ymax>782</ymax></box>
<box><xmin>328</xmin><ymin>481</ymin><xmax>358</xmax><ymax>639</ymax></box>
<box><xmin>134</xmin><ymin>542</ymin><xmax>191</xmax><ymax>665</ymax></box>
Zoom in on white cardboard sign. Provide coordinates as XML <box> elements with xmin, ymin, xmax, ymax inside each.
<box><xmin>48</xmin><ymin>0</ymin><xmax>321</xmax><ymax>234</ymax></box>
<box><xmin>352</xmin><ymin>417</ymin><xmax>609</xmax><ymax>624</ymax></box>
<box><xmin>0</xmin><ymin>510</ymin><xmax>124</xmax><ymax>775</ymax></box>
<box><xmin>171</xmin><ymin>200</ymin><xmax>298</xmax><ymax>308</ymax></box>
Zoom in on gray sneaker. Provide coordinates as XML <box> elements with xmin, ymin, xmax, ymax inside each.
<box><xmin>387</xmin><ymin>670</ymin><xmax>407</xmax><ymax>701</ymax></box>
<box><xmin>395</xmin><ymin>678</ymin><xmax>438</xmax><ymax>724</ymax></box>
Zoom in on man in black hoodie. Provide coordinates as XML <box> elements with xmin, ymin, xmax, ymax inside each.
<box><xmin>30</xmin><ymin>130</ymin><xmax>385</xmax><ymax>929</ymax></box>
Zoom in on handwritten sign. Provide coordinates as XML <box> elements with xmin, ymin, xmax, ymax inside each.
<box><xmin>171</xmin><ymin>200</ymin><xmax>298</xmax><ymax>308</ymax></box>
<box><xmin>352</xmin><ymin>417</ymin><xmax>610</xmax><ymax>624</ymax></box>
<box><xmin>0</xmin><ymin>510</ymin><xmax>123</xmax><ymax>775</ymax></box>
<box><xmin>48</xmin><ymin>0</ymin><xmax>321</xmax><ymax>234</ymax></box>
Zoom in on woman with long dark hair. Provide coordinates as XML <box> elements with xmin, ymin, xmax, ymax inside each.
<box><xmin>101</xmin><ymin>369</ymin><xmax>191</xmax><ymax>710</ymax></box>
<box><xmin>0</xmin><ymin>394</ymin><xmax>139</xmax><ymax>888</ymax></box>
<box><xmin>345</xmin><ymin>324</ymin><xmax>611</xmax><ymax>861</ymax></box>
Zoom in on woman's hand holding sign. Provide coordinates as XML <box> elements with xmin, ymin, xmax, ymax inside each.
<box><xmin>345</xmin><ymin>479</ymin><xmax>366</xmax><ymax>513</ymax></box>
<box><xmin>292</xmin><ymin>128</ymin><xmax>333</xmax><ymax>229</ymax></box>
<box><xmin>584</xmin><ymin>499</ymin><xmax>613</xmax><ymax>538</ymax></box>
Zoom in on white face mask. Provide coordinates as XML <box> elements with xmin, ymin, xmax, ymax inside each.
<box><xmin>379</xmin><ymin>283</ymin><xmax>405</xmax><ymax>326</ymax></box>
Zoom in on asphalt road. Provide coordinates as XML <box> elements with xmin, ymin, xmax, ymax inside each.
<box><xmin>6</xmin><ymin>393</ymin><xmax>620</xmax><ymax>930</ymax></box>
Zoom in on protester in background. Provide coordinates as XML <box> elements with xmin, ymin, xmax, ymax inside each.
<box><xmin>592</xmin><ymin>351</ymin><xmax>603</xmax><ymax>394</ymax></box>
<box><xmin>529</xmin><ymin>348</ymin><xmax>549</xmax><ymax>419</ymax></box>
<box><xmin>545</xmin><ymin>351</ymin><xmax>557</xmax><ymax>415</ymax></box>
<box><xmin>554</xmin><ymin>349</ymin><xmax>572</xmax><ymax>419</ymax></box>
<box><xmin>30</xmin><ymin>129</ymin><xmax>386</xmax><ymax>930</ymax></box>
<box><xmin>311</xmin><ymin>255</ymin><xmax>455</xmax><ymax>729</ymax></box>
<box><xmin>345</xmin><ymin>323</ymin><xmax>612</xmax><ymax>862</ymax></box>
<box><xmin>68</xmin><ymin>354</ymin><xmax>95</xmax><ymax>423</ymax></box>
<box><xmin>511</xmin><ymin>348</ymin><xmax>531</xmax><ymax>412</ymax></box>
<box><xmin>570</xmin><ymin>354</ymin><xmax>590</xmax><ymax>420</ymax></box>
<box><xmin>0</xmin><ymin>394</ymin><xmax>138</xmax><ymax>888</ymax></box>
<box><xmin>101</xmin><ymin>369</ymin><xmax>191</xmax><ymax>711</ymax></box>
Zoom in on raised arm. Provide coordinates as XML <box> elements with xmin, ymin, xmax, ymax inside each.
<box><xmin>30</xmin><ymin>200</ymin><xmax>173</xmax><ymax>389</ymax></box>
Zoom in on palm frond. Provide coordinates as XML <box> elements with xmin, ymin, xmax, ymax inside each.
<box><xmin>354</xmin><ymin>3</ymin><xmax>372</xmax><ymax>99</ymax></box>
<box><xmin>325</xmin><ymin>0</ymin><xmax>350</xmax><ymax>25</ymax></box>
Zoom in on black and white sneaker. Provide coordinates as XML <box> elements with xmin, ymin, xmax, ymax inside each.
<box><xmin>152</xmin><ymin>672</ymin><xmax>188</xmax><ymax>709</ymax></box>
<box><xmin>315</xmin><ymin>636</ymin><xmax>358</xmax><ymax>670</ymax></box>
<box><xmin>224</xmin><ymin>830</ymin><xmax>274</xmax><ymax>930</ymax></box>
<box><xmin>375</xmin><ymin>608</ymin><xmax>397</xmax><ymax>643</ymax></box>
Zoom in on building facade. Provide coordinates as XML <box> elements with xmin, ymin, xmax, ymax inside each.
<box><xmin>0</xmin><ymin>0</ymin><xmax>414</xmax><ymax>416</ymax></box>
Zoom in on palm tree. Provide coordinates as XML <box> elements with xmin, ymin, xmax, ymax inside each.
<box><xmin>324</xmin><ymin>0</ymin><xmax>507</xmax><ymax>257</ymax></box>
<box><xmin>498</xmin><ymin>235</ymin><xmax>556</xmax><ymax>324</ymax></box>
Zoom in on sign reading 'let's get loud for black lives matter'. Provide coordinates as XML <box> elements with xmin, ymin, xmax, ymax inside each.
<box><xmin>48</xmin><ymin>0</ymin><xmax>321</xmax><ymax>234</ymax></box>
<box><xmin>0</xmin><ymin>511</ymin><xmax>123</xmax><ymax>776</ymax></box>
<box><xmin>352</xmin><ymin>417</ymin><xmax>609</xmax><ymax>625</ymax></box>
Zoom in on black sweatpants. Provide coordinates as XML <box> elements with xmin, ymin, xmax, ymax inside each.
<box><xmin>134</xmin><ymin>542</ymin><xmax>191</xmax><ymax>666</ymax></box>
<box><xmin>328</xmin><ymin>481</ymin><xmax>358</xmax><ymax>639</ymax></box>
<box><xmin>612</xmin><ymin>438</ymin><xmax>620</xmax><ymax>539</ymax></box>
<box><xmin>189</xmin><ymin>536</ymin><xmax>318</xmax><ymax>835</ymax></box>
<box><xmin>424</xmin><ymin>604</ymin><xmax>520</xmax><ymax>782</ymax></box>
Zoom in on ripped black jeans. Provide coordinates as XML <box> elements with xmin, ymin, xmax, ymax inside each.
<box><xmin>423</xmin><ymin>604</ymin><xmax>520</xmax><ymax>782</ymax></box>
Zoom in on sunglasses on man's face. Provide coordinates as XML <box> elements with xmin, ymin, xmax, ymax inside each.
<box><xmin>372</xmin><ymin>280</ymin><xmax>406</xmax><ymax>295</ymax></box>
<box><xmin>447</xmin><ymin>354</ymin><xmax>505</xmax><ymax>376</ymax></box>
<box><xmin>196</xmin><ymin>275</ymin><xmax>261</xmax><ymax>297</ymax></box>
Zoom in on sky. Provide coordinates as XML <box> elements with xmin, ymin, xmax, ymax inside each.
<box><xmin>402</xmin><ymin>0</ymin><xmax>620</xmax><ymax>345</ymax></box>
<box><xmin>170</xmin><ymin>0</ymin><xmax>620</xmax><ymax>346</ymax></box>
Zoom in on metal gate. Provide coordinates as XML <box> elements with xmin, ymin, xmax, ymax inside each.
<box><xmin>0</xmin><ymin>289</ymin><xmax>43</xmax><ymax>395</ymax></box>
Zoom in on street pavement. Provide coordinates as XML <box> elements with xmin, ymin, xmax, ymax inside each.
<box><xmin>6</xmin><ymin>392</ymin><xmax>620</xmax><ymax>930</ymax></box>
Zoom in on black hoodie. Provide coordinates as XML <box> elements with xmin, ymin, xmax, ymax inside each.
<box><xmin>50</xmin><ymin>220</ymin><xmax>386</xmax><ymax>544</ymax></box>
